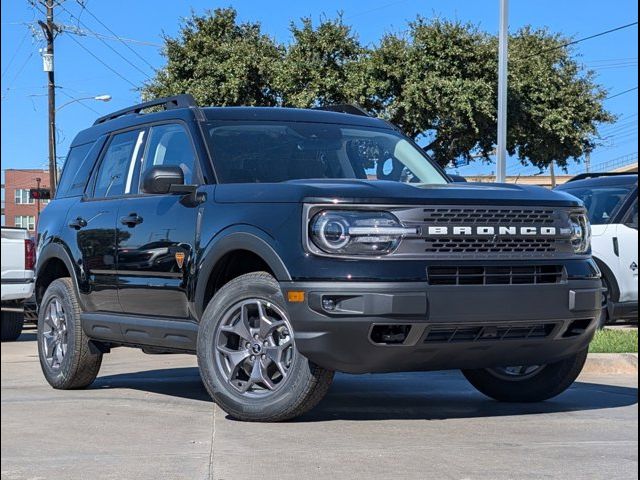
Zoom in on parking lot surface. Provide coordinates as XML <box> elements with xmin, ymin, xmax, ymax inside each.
<box><xmin>2</xmin><ymin>331</ymin><xmax>638</xmax><ymax>480</ymax></box>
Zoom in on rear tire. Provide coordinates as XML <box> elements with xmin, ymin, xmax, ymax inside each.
<box><xmin>462</xmin><ymin>348</ymin><xmax>588</xmax><ymax>402</ymax></box>
<box><xmin>1</xmin><ymin>311</ymin><xmax>24</xmax><ymax>342</ymax></box>
<box><xmin>37</xmin><ymin>278</ymin><xmax>102</xmax><ymax>389</ymax></box>
<box><xmin>197</xmin><ymin>272</ymin><xmax>334</xmax><ymax>422</ymax></box>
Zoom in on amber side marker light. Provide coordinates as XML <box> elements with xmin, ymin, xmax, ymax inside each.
<box><xmin>287</xmin><ymin>291</ymin><xmax>305</xmax><ymax>303</ymax></box>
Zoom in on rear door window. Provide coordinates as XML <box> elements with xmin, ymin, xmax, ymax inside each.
<box><xmin>92</xmin><ymin>130</ymin><xmax>144</xmax><ymax>198</ymax></box>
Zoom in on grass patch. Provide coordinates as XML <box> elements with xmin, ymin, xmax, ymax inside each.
<box><xmin>589</xmin><ymin>328</ymin><xmax>638</xmax><ymax>353</ymax></box>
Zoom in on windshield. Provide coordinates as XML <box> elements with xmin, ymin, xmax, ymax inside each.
<box><xmin>560</xmin><ymin>185</ymin><xmax>635</xmax><ymax>224</ymax></box>
<box><xmin>205</xmin><ymin>122</ymin><xmax>448</xmax><ymax>185</ymax></box>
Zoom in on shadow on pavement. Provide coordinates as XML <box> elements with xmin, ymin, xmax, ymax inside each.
<box><xmin>13</xmin><ymin>332</ymin><xmax>37</xmax><ymax>342</ymax></box>
<box><xmin>91</xmin><ymin>367</ymin><xmax>211</xmax><ymax>402</ymax></box>
<box><xmin>88</xmin><ymin>367</ymin><xmax>637</xmax><ymax>421</ymax></box>
<box><xmin>297</xmin><ymin>371</ymin><xmax>638</xmax><ymax>422</ymax></box>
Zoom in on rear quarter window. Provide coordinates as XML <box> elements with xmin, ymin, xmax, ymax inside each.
<box><xmin>56</xmin><ymin>141</ymin><xmax>99</xmax><ymax>198</ymax></box>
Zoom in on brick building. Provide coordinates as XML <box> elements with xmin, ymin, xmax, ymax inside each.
<box><xmin>2</xmin><ymin>169</ymin><xmax>50</xmax><ymax>235</ymax></box>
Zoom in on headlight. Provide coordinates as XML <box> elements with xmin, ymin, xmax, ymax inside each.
<box><xmin>309</xmin><ymin>210</ymin><xmax>417</xmax><ymax>256</ymax></box>
<box><xmin>569</xmin><ymin>212</ymin><xmax>591</xmax><ymax>254</ymax></box>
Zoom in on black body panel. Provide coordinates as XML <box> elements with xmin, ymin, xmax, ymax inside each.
<box><xmin>35</xmin><ymin>100</ymin><xmax>602</xmax><ymax>375</ymax></box>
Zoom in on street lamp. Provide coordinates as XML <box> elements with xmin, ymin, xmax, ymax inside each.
<box><xmin>55</xmin><ymin>94</ymin><xmax>112</xmax><ymax>112</ymax></box>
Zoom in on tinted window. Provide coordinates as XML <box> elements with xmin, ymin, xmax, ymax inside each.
<box><xmin>56</xmin><ymin>142</ymin><xmax>93</xmax><ymax>198</ymax></box>
<box><xmin>93</xmin><ymin>130</ymin><xmax>140</xmax><ymax>198</ymax></box>
<box><xmin>140</xmin><ymin>124</ymin><xmax>198</xmax><ymax>186</ymax></box>
<box><xmin>206</xmin><ymin>122</ymin><xmax>447</xmax><ymax>185</ymax></box>
<box><xmin>625</xmin><ymin>199</ymin><xmax>638</xmax><ymax>229</ymax></box>
<box><xmin>561</xmin><ymin>185</ymin><xmax>635</xmax><ymax>225</ymax></box>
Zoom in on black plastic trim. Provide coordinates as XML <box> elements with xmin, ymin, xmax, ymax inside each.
<box><xmin>81</xmin><ymin>313</ymin><xmax>197</xmax><ymax>352</ymax></box>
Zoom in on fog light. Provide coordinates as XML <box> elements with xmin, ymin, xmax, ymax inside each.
<box><xmin>322</xmin><ymin>298</ymin><xmax>336</xmax><ymax>311</ymax></box>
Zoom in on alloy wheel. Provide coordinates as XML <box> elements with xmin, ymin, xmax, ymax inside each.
<box><xmin>488</xmin><ymin>365</ymin><xmax>546</xmax><ymax>381</ymax></box>
<box><xmin>42</xmin><ymin>297</ymin><xmax>68</xmax><ymax>370</ymax></box>
<box><xmin>214</xmin><ymin>298</ymin><xmax>294</xmax><ymax>396</ymax></box>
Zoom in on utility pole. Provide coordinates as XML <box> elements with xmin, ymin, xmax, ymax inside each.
<box><xmin>549</xmin><ymin>161</ymin><xmax>557</xmax><ymax>189</ymax></box>
<box><xmin>38</xmin><ymin>0</ymin><xmax>58</xmax><ymax>197</ymax></box>
<box><xmin>585</xmin><ymin>151</ymin><xmax>592</xmax><ymax>173</ymax></box>
<box><xmin>496</xmin><ymin>0</ymin><xmax>509</xmax><ymax>183</ymax></box>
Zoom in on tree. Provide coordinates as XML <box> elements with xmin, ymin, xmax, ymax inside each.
<box><xmin>507</xmin><ymin>27</ymin><xmax>614</xmax><ymax>171</ymax></box>
<box><xmin>364</xmin><ymin>18</ymin><xmax>498</xmax><ymax>166</ymax></box>
<box><xmin>143</xmin><ymin>8</ymin><xmax>282</xmax><ymax>106</ymax></box>
<box><xmin>364</xmin><ymin>18</ymin><xmax>614</xmax><ymax>168</ymax></box>
<box><xmin>275</xmin><ymin>15</ymin><xmax>365</xmax><ymax>107</ymax></box>
<box><xmin>144</xmin><ymin>10</ymin><xmax>614</xmax><ymax>170</ymax></box>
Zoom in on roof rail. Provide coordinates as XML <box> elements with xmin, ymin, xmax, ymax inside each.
<box><xmin>93</xmin><ymin>94</ymin><xmax>199</xmax><ymax>125</ymax></box>
<box><xmin>567</xmin><ymin>172</ymin><xmax>638</xmax><ymax>182</ymax></box>
<box><xmin>313</xmin><ymin>104</ymin><xmax>370</xmax><ymax>117</ymax></box>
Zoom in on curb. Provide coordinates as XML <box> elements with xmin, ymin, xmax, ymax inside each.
<box><xmin>583</xmin><ymin>353</ymin><xmax>638</xmax><ymax>375</ymax></box>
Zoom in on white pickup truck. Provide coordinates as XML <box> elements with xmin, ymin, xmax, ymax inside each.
<box><xmin>1</xmin><ymin>227</ymin><xmax>36</xmax><ymax>341</ymax></box>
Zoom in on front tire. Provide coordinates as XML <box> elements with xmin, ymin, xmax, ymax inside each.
<box><xmin>37</xmin><ymin>278</ymin><xmax>102</xmax><ymax>389</ymax></box>
<box><xmin>197</xmin><ymin>272</ymin><xmax>334</xmax><ymax>422</ymax></box>
<box><xmin>1</xmin><ymin>311</ymin><xmax>24</xmax><ymax>342</ymax></box>
<box><xmin>462</xmin><ymin>348</ymin><xmax>588</xmax><ymax>403</ymax></box>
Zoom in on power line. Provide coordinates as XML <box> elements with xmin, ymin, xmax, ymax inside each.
<box><xmin>58</xmin><ymin>89</ymin><xmax>100</xmax><ymax>115</ymax></box>
<box><xmin>2</xmin><ymin>52</ymin><xmax>35</xmax><ymax>100</ymax></box>
<box><xmin>57</xmin><ymin>2</ymin><xmax>153</xmax><ymax>79</ymax></box>
<box><xmin>606</xmin><ymin>86</ymin><xmax>638</xmax><ymax>100</ymax></box>
<box><xmin>74</xmin><ymin>0</ymin><xmax>158</xmax><ymax>70</ymax></box>
<box><xmin>524</xmin><ymin>21</ymin><xmax>638</xmax><ymax>59</ymax></box>
<box><xmin>65</xmin><ymin>33</ymin><xmax>138</xmax><ymax>88</ymax></box>
<box><xmin>1</xmin><ymin>30</ymin><xmax>30</xmax><ymax>79</ymax></box>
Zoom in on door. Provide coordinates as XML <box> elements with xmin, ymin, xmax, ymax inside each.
<box><xmin>116</xmin><ymin>123</ymin><xmax>202</xmax><ymax>318</ymax></box>
<box><xmin>71</xmin><ymin>129</ymin><xmax>145</xmax><ymax>312</ymax></box>
<box><xmin>615</xmin><ymin>196</ymin><xmax>638</xmax><ymax>302</ymax></box>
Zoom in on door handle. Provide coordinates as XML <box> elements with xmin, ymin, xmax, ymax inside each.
<box><xmin>68</xmin><ymin>217</ymin><xmax>87</xmax><ymax>230</ymax></box>
<box><xmin>120</xmin><ymin>213</ymin><xmax>143</xmax><ymax>227</ymax></box>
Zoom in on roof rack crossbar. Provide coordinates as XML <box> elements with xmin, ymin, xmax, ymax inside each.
<box><xmin>93</xmin><ymin>94</ymin><xmax>198</xmax><ymax>125</ymax></box>
<box><xmin>313</xmin><ymin>104</ymin><xmax>370</xmax><ymax>117</ymax></box>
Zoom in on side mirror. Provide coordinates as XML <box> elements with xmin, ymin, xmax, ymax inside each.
<box><xmin>142</xmin><ymin>166</ymin><xmax>192</xmax><ymax>194</ymax></box>
<box><xmin>448</xmin><ymin>174</ymin><xmax>467</xmax><ymax>183</ymax></box>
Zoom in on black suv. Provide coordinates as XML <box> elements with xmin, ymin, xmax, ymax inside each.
<box><xmin>36</xmin><ymin>95</ymin><xmax>602</xmax><ymax>421</ymax></box>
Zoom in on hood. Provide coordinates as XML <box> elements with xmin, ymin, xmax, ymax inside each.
<box><xmin>214</xmin><ymin>179</ymin><xmax>583</xmax><ymax>207</ymax></box>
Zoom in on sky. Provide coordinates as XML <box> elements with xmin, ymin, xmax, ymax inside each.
<box><xmin>1</xmin><ymin>0</ymin><xmax>638</xmax><ymax>182</ymax></box>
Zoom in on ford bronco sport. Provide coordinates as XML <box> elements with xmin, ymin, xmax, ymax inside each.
<box><xmin>35</xmin><ymin>95</ymin><xmax>602</xmax><ymax>421</ymax></box>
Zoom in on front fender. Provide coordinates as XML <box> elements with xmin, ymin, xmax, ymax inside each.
<box><xmin>193</xmin><ymin>226</ymin><xmax>292</xmax><ymax>318</ymax></box>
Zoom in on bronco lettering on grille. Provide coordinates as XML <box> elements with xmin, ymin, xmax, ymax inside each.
<box><xmin>426</xmin><ymin>226</ymin><xmax>571</xmax><ymax>236</ymax></box>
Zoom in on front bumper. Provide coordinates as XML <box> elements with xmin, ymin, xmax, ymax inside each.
<box><xmin>281</xmin><ymin>279</ymin><xmax>603</xmax><ymax>374</ymax></box>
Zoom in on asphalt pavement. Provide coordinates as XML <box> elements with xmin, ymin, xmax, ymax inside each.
<box><xmin>1</xmin><ymin>331</ymin><xmax>638</xmax><ymax>480</ymax></box>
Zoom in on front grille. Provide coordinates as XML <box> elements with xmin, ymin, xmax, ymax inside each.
<box><xmin>391</xmin><ymin>205</ymin><xmax>577</xmax><ymax>260</ymax></box>
<box><xmin>422</xmin><ymin>207</ymin><xmax>555</xmax><ymax>224</ymax></box>
<box><xmin>423</xmin><ymin>322</ymin><xmax>559</xmax><ymax>344</ymax></box>
<box><xmin>424</xmin><ymin>237</ymin><xmax>557</xmax><ymax>255</ymax></box>
<box><xmin>427</xmin><ymin>265</ymin><xmax>565</xmax><ymax>285</ymax></box>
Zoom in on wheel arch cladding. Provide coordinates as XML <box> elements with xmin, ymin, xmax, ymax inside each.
<box><xmin>35</xmin><ymin>243</ymin><xmax>79</xmax><ymax>306</ymax></box>
<box><xmin>195</xmin><ymin>231</ymin><xmax>291</xmax><ymax>317</ymax></box>
<box><xmin>593</xmin><ymin>256</ymin><xmax>620</xmax><ymax>302</ymax></box>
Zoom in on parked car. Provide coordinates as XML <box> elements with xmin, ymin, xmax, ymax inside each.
<box><xmin>35</xmin><ymin>95</ymin><xmax>602</xmax><ymax>421</ymax></box>
<box><xmin>1</xmin><ymin>227</ymin><xmax>36</xmax><ymax>341</ymax></box>
<box><xmin>557</xmin><ymin>173</ymin><xmax>638</xmax><ymax>326</ymax></box>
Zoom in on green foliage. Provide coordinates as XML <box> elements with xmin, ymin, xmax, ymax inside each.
<box><xmin>144</xmin><ymin>8</ymin><xmax>281</xmax><ymax>106</ymax></box>
<box><xmin>276</xmin><ymin>15</ymin><xmax>364</xmax><ymax>107</ymax></box>
<box><xmin>589</xmin><ymin>329</ymin><xmax>638</xmax><ymax>354</ymax></box>
<box><xmin>143</xmin><ymin>8</ymin><xmax>614</xmax><ymax>169</ymax></box>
